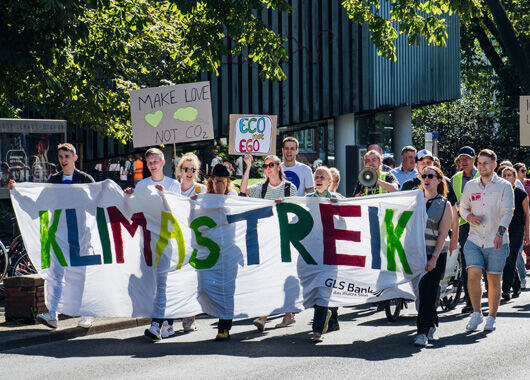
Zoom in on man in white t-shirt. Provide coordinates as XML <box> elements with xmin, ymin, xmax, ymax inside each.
<box><xmin>235</xmin><ymin>155</ymin><xmax>244</xmax><ymax>178</ymax></box>
<box><xmin>124</xmin><ymin>147</ymin><xmax>180</xmax><ymax>340</ymax></box>
<box><xmin>281</xmin><ymin>136</ymin><xmax>314</xmax><ymax>196</ymax></box>
<box><xmin>210</xmin><ymin>149</ymin><xmax>222</xmax><ymax>175</ymax></box>
<box><xmin>130</xmin><ymin>148</ymin><xmax>181</xmax><ymax>194</ymax></box>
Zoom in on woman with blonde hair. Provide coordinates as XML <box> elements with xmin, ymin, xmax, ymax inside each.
<box><xmin>177</xmin><ymin>152</ymin><xmax>206</xmax><ymax>197</ymax></box>
<box><xmin>329</xmin><ymin>167</ymin><xmax>341</xmax><ymax>194</ymax></box>
<box><xmin>165</xmin><ymin>152</ymin><xmax>205</xmax><ymax>336</ymax></box>
<box><xmin>306</xmin><ymin>166</ymin><xmax>342</xmax><ymax>342</ymax></box>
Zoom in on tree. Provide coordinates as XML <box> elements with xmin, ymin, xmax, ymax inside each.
<box><xmin>0</xmin><ymin>0</ymin><xmax>291</xmax><ymax>141</ymax></box>
<box><xmin>342</xmin><ymin>0</ymin><xmax>529</xmax><ymax>97</ymax></box>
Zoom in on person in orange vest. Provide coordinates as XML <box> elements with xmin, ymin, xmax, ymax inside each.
<box><xmin>133</xmin><ymin>154</ymin><xmax>144</xmax><ymax>185</ymax></box>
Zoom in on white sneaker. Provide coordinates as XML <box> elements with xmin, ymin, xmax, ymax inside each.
<box><xmin>414</xmin><ymin>333</ymin><xmax>428</xmax><ymax>346</ymax></box>
<box><xmin>161</xmin><ymin>321</ymin><xmax>175</xmax><ymax>338</ymax></box>
<box><xmin>78</xmin><ymin>316</ymin><xmax>94</xmax><ymax>328</ymax></box>
<box><xmin>36</xmin><ymin>312</ymin><xmax>58</xmax><ymax>329</ymax></box>
<box><xmin>483</xmin><ymin>316</ymin><xmax>496</xmax><ymax>331</ymax></box>
<box><xmin>253</xmin><ymin>318</ymin><xmax>266</xmax><ymax>332</ymax></box>
<box><xmin>466</xmin><ymin>312</ymin><xmax>484</xmax><ymax>331</ymax></box>
<box><xmin>144</xmin><ymin>321</ymin><xmax>162</xmax><ymax>340</ymax></box>
<box><xmin>275</xmin><ymin>315</ymin><xmax>296</xmax><ymax>328</ymax></box>
<box><xmin>427</xmin><ymin>326</ymin><xmax>437</xmax><ymax>341</ymax></box>
<box><xmin>311</xmin><ymin>332</ymin><xmax>323</xmax><ymax>342</ymax></box>
<box><xmin>182</xmin><ymin>317</ymin><xmax>197</xmax><ymax>332</ymax></box>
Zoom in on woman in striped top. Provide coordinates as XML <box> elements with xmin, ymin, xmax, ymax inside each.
<box><xmin>414</xmin><ymin>165</ymin><xmax>453</xmax><ymax>347</ymax></box>
<box><xmin>239</xmin><ymin>153</ymin><xmax>297</xmax><ymax>331</ymax></box>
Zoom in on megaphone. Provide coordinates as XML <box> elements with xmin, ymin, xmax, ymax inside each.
<box><xmin>358</xmin><ymin>166</ymin><xmax>378</xmax><ymax>187</ymax></box>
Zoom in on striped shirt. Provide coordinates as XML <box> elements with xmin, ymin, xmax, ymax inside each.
<box><xmin>248</xmin><ymin>181</ymin><xmax>297</xmax><ymax>200</ymax></box>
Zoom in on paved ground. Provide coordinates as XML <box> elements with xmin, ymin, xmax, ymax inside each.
<box><xmin>1</xmin><ymin>288</ymin><xmax>529</xmax><ymax>380</ymax></box>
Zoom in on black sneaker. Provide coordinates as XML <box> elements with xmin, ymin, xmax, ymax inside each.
<box><xmin>512</xmin><ymin>289</ymin><xmax>521</xmax><ymax>298</ymax></box>
<box><xmin>327</xmin><ymin>319</ymin><xmax>340</xmax><ymax>332</ymax></box>
<box><xmin>502</xmin><ymin>292</ymin><xmax>511</xmax><ymax>301</ymax></box>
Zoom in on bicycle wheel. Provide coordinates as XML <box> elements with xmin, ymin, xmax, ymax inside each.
<box><xmin>0</xmin><ymin>240</ymin><xmax>8</xmax><ymax>282</ymax></box>
<box><xmin>440</xmin><ymin>254</ymin><xmax>463</xmax><ymax>311</ymax></box>
<box><xmin>385</xmin><ymin>298</ymin><xmax>404</xmax><ymax>322</ymax></box>
<box><xmin>8</xmin><ymin>252</ymin><xmax>37</xmax><ymax>277</ymax></box>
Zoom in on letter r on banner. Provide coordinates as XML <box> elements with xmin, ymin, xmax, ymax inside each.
<box><xmin>319</xmin><ymin>204</ymin><xmax>365</xmax><ymax>267</ymax></box>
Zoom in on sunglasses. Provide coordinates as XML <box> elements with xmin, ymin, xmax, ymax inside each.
<box><xmin>421</xmin><ymin>174</ymin><xmax>439</xmax><ymax>179</ymax></box>
<box><xmin>182</xmin><ymin>167</ymin><xmax>196</xmax><ymax>173</ymax></box>
<box><xmin>263</xmin><ymin>162</ymin><xmax>278</xmax><ymax>169</ymax></box>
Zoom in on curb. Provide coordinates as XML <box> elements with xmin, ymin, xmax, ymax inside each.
<box><xmin>0</xmin><ymin>318</ymin><xmax>150</xmax><ymax>352</ymax></box>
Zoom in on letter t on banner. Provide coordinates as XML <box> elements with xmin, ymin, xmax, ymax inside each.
<box><xmin>227</xmin><ymin>207</ymin><xmax>273</xmax><ymax>265</ymax></box>
<box><xmin>319</xmin><ymin>204</ymin><xmax>365</xmax><ymax>267</ymax></box>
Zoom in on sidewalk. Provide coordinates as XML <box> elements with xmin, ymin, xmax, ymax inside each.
<box><xmin>0</xmin><ymin>302</ymin><xmax>149</xmax><ymax>352</ymax></box>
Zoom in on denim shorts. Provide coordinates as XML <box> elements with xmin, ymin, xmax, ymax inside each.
<box><xmin>463</xmin><ymin>240</ymin><xmax>509</xmax><ymax>274</ymax></box>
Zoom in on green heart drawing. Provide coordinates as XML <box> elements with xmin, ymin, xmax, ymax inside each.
<box><xmin>145</xmin><ymin>110</ymin><xmax>164</xmax><ymax>128</ymax></box>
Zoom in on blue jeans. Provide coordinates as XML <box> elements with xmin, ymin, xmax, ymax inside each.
<box><xmin>516</xmin><ymin>246</ymin><xmax>527</xmax><ymax>284</ymax></box>
<box><xmin>464</xmin><ymin>241</ymin><xmax>509</xmax><ymax>274</ymax></box>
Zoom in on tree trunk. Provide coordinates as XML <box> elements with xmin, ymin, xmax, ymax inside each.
<box><xmin>484</xmin><ymin>0</ymin><xmax>530</xmax><ymax>94</ymax></box>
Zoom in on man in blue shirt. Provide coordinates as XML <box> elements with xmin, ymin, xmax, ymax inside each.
<box><xmin>390</xmin><ymin>146</ymin><xmax>418</xmax><ymax>189</ymax></box>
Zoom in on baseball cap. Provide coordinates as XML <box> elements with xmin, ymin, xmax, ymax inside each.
<box><xmin>458</xmin><ymin>146</ymin><xmax>475</xmax><ymax>158</ymax></box>
<box><xmin>212</xmin><ymin>163</ymin><xmax>230</xmax><ymax>177</ymax></box>
<box><xmin>417</xmin><ymin>149</ymin><xmax>433</xmax><ymax>161</ymax></box>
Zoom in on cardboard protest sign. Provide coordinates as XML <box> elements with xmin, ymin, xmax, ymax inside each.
<box><xmin>228</xmin><ymin>114</ymin><xmax>277</xmax><ymax>156</ymax></box>
<box><xmin>520</xmin><ymin>96</ymin><xmax>530</xmax><ymax>146</ymax></box>
<box><xmin>130</xmin><ymin>81</ymin><xmax>214</xmax><ymax>148</ymax></box>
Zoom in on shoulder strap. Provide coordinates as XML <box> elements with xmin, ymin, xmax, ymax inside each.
<box><xmin>284</xmin><ymin>181</ymin><xmax>292</xmax><ymax>197</ymax></box>
<box><xmin>261</xmin><ymin>179</ymin><xmax>270</xmax><ymax>198</ymax></box>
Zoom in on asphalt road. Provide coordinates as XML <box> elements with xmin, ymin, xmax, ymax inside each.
<box><xmin>1</xmin><ymin>290</ymin><xmax>529</xmax><ymax>380</ymax></box>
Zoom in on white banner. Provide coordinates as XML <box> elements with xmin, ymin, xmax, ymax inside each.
<box><xmin>10</xmin><ymin>181</ymin><xmax>427</xmax><ymax>319</ymax></box>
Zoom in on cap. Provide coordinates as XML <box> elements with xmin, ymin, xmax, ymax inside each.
<box><xmin>458</xmin><ymin>146</ymin><xmax>475</xmax><ymax>158</ymax></box>
<box><xmin>212</xmin><ymin>163</ymin><xmax>230</xmax><ymax>177</ymax></box>
<box><xmin>417</xmin><ymin>149</ymin><xmax>433</xmax><ymax>161</ymax></box>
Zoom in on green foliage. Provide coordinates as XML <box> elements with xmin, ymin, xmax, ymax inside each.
<box><xmin>412</xmin><ymin>87</ymin><xmax>530</xmax><ymax>173</ymax></box>
<box><xmin>342</xmin><ymin>0</ymin><xmax>482</xmax><ymax>61</ymax></box>
<box><xmin>0</xmin><ymin>0</ymin><xmax>290</xmax><ymax>141</ymax></box>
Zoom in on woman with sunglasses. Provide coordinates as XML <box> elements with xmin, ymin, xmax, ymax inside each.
<box><xmin>305</xmin><ymin>166</ymin><xmax>342</xmax><ymax>341</ymax></box>
<box><xmin>177</xmin><ymin>152</ymin><xmax>206</xmax><ymax>197</ymax></box>
<box><xmin>500</xmin><ymin>167</ymin><xmax>528</xmax><ymax>300</ymax></box>
<box><xmin>158</xmin><ymin>152</ymin><xmax>205</xmax><ymax>337</ymax></box>
<box><xmin>240</xmin><ymin>153</ymin><xmax>297</xmax><ymax>331</ymax></box>
<box><xmin>414</xmin><ymin>166</ymin><xmax>453</xmax><ymax>346</ymax></box>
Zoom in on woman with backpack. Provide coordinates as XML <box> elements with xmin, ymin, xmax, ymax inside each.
<box><xmin>239</xmin><ymin>153</ymin><xmax>297</xmax><ymax>331</ymax></box>
<box><xmin>414</xmin><ymin>165</ymin><xmax>453</xmax><ymax>347</ymax></box>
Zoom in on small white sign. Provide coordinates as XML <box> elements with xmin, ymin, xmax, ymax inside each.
<box><xmin>229</xmin><ymin>114</ymin><xmax>277</xmax><ymax>156</ymax></box>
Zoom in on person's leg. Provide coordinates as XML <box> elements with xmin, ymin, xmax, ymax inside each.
<box><xmin>327</xmin><ymin>307</ymin><xmax>340</xmax><ymax>331</ymax></box>
<box><xmin>502</xmin><ymin>229</ymin><xmax>523</xmax><ymax>294</ymax></box>
<box><xmin>459</xmin><ymin>224</ymin><xmax>471</xmax><ymax>309</ymax></box>
<box><xmin>485</xmin><ymin>244</ymin><xmax>509</xmax><ymax>318</ymax></box>
<box><xmin>218</xmin><ymin>319</ymin><xmax>232</xmax><ymax>332</ymax></box>
<box><xmin>516</xmin><ymin>245</ymin><xmax>527</xmax><ymax>288</ymax></box>
<box><xmin>417</xmin><ymin>254</ymin><xmax>447</xmax><ymax>334</ymax></box>
<box><xmin>464</xmin><ymin>241</ymin><xmax>485</xmax><ymax>313</ymax></box>
<box><xmin>312</xmin><ymin>305</ymin><xmax>328</xmax><ymax>334</ymax></box>
<box><xmin>486</xmin><ymin>274</ymin><xmax>502</xmax><ymax>317</ymax></box>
